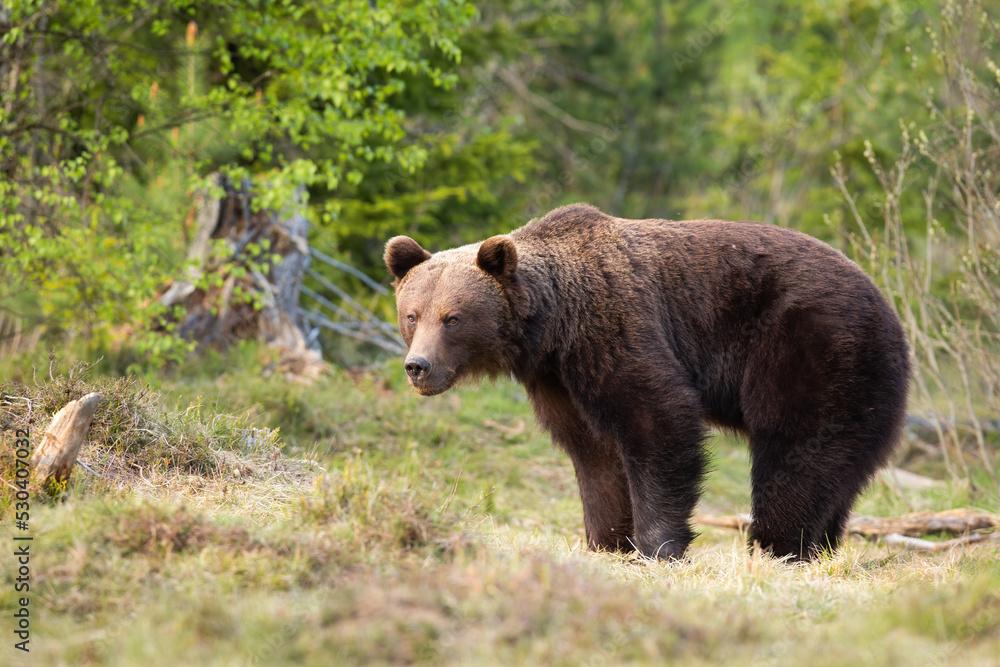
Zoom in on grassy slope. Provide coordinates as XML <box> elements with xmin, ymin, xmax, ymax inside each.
<box><xmin>2</xmin><ymin>352</ymin><xmax>999</xmax><ymax>666</ymax></box>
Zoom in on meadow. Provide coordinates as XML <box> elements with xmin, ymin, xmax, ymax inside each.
<box><xmin>2</xmin><ymin>351</ymin><xmax>997</xmax><ymax>666</ymax></box>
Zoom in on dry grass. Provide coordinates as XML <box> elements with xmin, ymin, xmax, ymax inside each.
<box><xmin>0</xmin><ymin>361</ymin><xmax>321</xmax><ymax>523</ymax></box>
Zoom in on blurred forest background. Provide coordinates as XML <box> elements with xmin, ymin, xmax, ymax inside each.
<box><xmin>1</xmin><ymin>0</ymin><xmax>998</xmax><ymax>479</ymax></box>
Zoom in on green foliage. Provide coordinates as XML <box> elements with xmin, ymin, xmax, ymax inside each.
<box><xmin>685</xmin><ymin>0</ymin><xmax>940</xmax><ymax>237</ymax></box>
<box><xmin>477</xmin><ymin>0</ymin><xmax>962</xmax><ymax>244</ymax></box>
<box><xmin>0</xmin><ymin>0</ymin><xmax>493</xmax><ymax>359</ymax></box>
<box><xmin>315</xmin><ymin>1</ymin><xmax>548</xmax><ymax>270</ymax></box>
<box><xmin>1</xmin><ymin>0</ymin><xmax>998</xmax><ymax>387</ymax></box>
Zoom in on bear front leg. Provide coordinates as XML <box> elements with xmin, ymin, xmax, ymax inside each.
<box><xmin>526</xmin><ymin>374</ymin><xmax>634</xmax><ymax>553</ymax></box>
<box><xmin>569</xmin><ymin>439</ymin><xmax>635</xmax><ymax>552</ymax></box>
<box><xmin>619</xmin><ymin>431</ymin><xmax>706</xmax><ymax>559</ymax></box>
<box><xmin>588</xmin><ymin>379</ymin><xmax>708</xmax><ymax>560</ymax></box>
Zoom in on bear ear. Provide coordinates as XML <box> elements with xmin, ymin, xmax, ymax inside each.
<box><xmin>476</xmin><ymin>235</ymin><xmax>517</xmax><ymax>281</ymax></box>
<box><xmin>384</xmin><ymin>236</ymin><xmax>431</xmax><ymax>282</ymax></box>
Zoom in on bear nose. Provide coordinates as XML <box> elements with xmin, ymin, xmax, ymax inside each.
<box><xmin>405</xmin><ymin>356</ymin><xmax>431</xmax><ymax>381</ymax></box>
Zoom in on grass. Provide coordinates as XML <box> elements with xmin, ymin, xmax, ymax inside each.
<box><xmin>2</xmin><ymin>351</ymin><xmax>999</xmax><ymax>666</ymax></box>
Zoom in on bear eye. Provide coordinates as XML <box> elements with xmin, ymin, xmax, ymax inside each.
<box><xmin>444</xmin><ymin>316</ymin><xmax>460</xmax><ymax>327</ymax></box>
<box><xmin>406</xmin><ymin>314</ymin><xmax>417</xmax><ymax>325</ymax></box>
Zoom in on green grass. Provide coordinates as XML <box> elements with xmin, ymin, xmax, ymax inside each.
<box><xmin>2</xmin><ymin>352</ymin><xmax>999</xmax><ymax>665</ymax></box>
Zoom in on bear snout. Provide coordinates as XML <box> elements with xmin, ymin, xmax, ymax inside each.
<box><xmin>404</xmin><ymin>356</ymin><xmax>431</xmax><ymax>383</ymax></box>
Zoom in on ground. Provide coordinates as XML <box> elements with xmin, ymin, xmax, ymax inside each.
<box><xmin>1</xmin><ymin>350</ymin><xmax>998</xmax><ymax>666</ymax></box>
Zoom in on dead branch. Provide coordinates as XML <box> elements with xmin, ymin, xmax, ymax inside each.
<box><xmin>697</xmin><ymin>513</ymin><xmax>751</xmax><ymax>531</ymax></box>
<box><xmin>878</xmin><ymin>532</ymin><xmax>1000</xmax><ymax>552</ymax></box>
<box><xmin>30</xmin><ymin>392</ymin><xmax>102</xmax><ymax>486</ymax></box>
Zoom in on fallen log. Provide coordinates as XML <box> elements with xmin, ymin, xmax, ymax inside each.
<box><xmin>881</xmin><ymin>467</ymin><xmax>942</xmax><ymax>490</ymax></box>
<box><xmin>698</xmin><ymin>513</ymin><xmax>752</xmax><ymax>531</ymax></box>
<box><xmin>697</xmin><ymin>508</ymin><xmax>1000</xmax><ymax>552</ymax></box>
<box><xmin>906</xmin><ymin>414</ymin><xmax>1000</xmax><ymax>443</ymax></box>
<box><xmin>848</xmin><ymin>508</ymin><xmax>1000</xmax><ymax>538</ymax></box>
<box><xmin>30</xmin><ymin>392</ymin><xmax>102</xmax><ymax>487</ymax></box>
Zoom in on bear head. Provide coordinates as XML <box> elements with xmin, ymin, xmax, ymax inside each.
<box><xmin>384</xmin><ymin>234</ymin><xmax>520</xmax><ymax>396</ymax></box>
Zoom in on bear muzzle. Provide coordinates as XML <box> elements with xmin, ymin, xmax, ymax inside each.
<box><xmin>404</xmin><ymin>355</ymin><xmax>431</xmax><ymax>382</ymax></box>
<box><xmin>403</xmin><ymin>354</ymin><xmax>456</xmax><ymax>396</ymax></box>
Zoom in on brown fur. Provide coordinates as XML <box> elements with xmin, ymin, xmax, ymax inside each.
<box><xmin>385</xmin><ymin>204</ymin><xmax>910</xmax><ymax>561</ymax></box>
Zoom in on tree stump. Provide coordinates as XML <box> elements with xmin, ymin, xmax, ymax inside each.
<box><xmin>156</xmin><ymin>174</ymin><xmax>327</xmax><ymax>380</ymax></box>
<box><xmin>30</xmin><ymin>392</ymin><xmax>102</xmax><ymax>486</ymax></box>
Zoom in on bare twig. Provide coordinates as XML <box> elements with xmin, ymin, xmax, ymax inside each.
<box><xmin>438</xmin><ymin>454</ymin><xmax>466</xmax><ymax>516</ymax></box>
<box><xmin>878</xmin><ymin>532</ymin><xmax>1000</xmax><ymax>551</ymax></box>
<box><xmin>497</xmin><ymin>67</ymin><xmax>611</xmax><ymax>136</ymax></box>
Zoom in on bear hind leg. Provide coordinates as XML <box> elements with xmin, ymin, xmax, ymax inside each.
<box><xmin>747</xmin><ymin>443</ymin><xmax>841</xmax><ymax>561</ymax></box>
<box><xmin>747</xmin><ymin>434</ymin><xmax>879</xmax><ymax>561</ymax></box>
<box><xmin>818</xmin><ymin>499</ymin><xmax>854</xmax><ymax>554</ymax></box>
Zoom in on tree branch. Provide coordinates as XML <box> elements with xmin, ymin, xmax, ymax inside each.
<box><xmin>497</xmin><ymin>67</ymin><xmax>611</xmax><ymax>136</ymax></box>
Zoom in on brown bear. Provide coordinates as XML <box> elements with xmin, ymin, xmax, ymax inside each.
<box><xmin>384</xmin><ymin>204</ymin><xmax>909</xmax><ymax>561</ymax></box>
